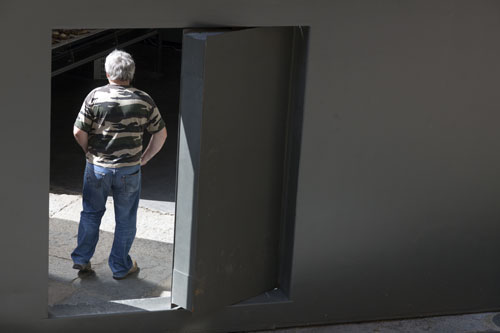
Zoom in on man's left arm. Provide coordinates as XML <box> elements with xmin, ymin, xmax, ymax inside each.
<box><xmin>73</xmin><ymin>126</ymin><xmax>89</xmax><ymax>153</ymax></box>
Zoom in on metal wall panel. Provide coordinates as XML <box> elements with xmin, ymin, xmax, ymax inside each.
<box><xmin>2</xmin><ymin>0</ymin><xmax>500</xmax><ymax>332</ymax></box>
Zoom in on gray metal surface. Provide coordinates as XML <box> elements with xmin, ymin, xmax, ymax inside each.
<box><xmin>171</xmin><ymin>31</ymin><xmax>207</xmax><ymax>312</ymax></box>
<box><xmin>278</xmin><ymin>26</ymin><xmax>309</xmax><ymax>296</ymax></box>
<box><xmin>4</xmin><ymin>0</ymin><xmax>500</xmax><ymax>332</ymax></box>
<box><xmin>173</xmin><ymin>28</ymin><xmax>293</xmax><ymax>313</ymax></box>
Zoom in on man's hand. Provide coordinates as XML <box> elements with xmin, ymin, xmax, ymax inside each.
<box><xmin>141</xmin><ymin>127</ymin><xmax>167</xmax><ymax>166</ymax></box>
<box><xmin>73</xmin><ymin>126</ymin><xmax>89</xmax><ymax>153</ymax></box>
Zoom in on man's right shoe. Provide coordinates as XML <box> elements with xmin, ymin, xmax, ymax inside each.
<box><xmin>113</xmin><ymin>260</ymin><xmax>139</xmax><ymax>280</ymax></box>
<box><xmin>73</xmin><ymin>262</ymin><xmax>92</xmax><ymax>272</ymax></box>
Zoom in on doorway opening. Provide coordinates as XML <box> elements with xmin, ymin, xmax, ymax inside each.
<box><xmin>48</xmin><ymin>28</ymin><xmax>181</xmax><ymax>316</ymax></box>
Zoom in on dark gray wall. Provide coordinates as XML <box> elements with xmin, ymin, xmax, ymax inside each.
<box><xmin>2</xmin><ymin>0</ymin><xmax>500</xmax><ymax>332</ymax></box>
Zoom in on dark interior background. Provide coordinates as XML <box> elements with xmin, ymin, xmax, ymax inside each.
<box><xmin>50</xmin><ymin>29</ymin><xmax>182</xmax><ymax>202</ymax></box>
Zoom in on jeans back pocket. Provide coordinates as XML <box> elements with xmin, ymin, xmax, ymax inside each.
<box><xmin>122</xmin><ymin>169</ymin><xmax>141</xmax><ymax>193</ymax></box>
<box><xmin>86</xmin><ymin>169</ymin><xmax>107</xmax><ymax>188</ymax></box>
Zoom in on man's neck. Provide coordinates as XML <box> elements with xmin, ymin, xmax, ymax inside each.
<box><xmin>108</xmin><ymin>79</ymin><xmax>130</xmax><ymax>86</ymax></box>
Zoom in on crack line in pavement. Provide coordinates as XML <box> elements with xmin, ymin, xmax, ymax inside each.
<box><xmin>49</xmin><ymin>254</ymin><xmax>73</xmax><ymax>261</ymax></box>
<box><xmin>49</xmin><ymin>194</ymin><xmax>81</xmax><ymax>218</ymax></box>
<box><xmin>137</xmin><ymin>205</ymin><xmax>175</xmax><ymax>216</ymax></box>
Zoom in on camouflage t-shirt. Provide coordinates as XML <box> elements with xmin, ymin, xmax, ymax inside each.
<box><xmin>74</xmin><ymin>84</ymin><xmax>165</xmax><ymax>168</ymax></box>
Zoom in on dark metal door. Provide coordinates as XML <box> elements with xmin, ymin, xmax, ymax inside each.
<box><xmin>172</xmin><ymin>27</ymin><xmax>293</xmax><ymax>313</ymax></box>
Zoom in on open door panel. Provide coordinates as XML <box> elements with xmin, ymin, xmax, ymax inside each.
<box><xmin>172</xmin><ymin>27</ymin><xmax>293</xmax><ymax>313</ymax></box>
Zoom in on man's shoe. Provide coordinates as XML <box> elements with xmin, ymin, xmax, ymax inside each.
<box><xmin>113</xmin><ymin>260</ymin><xmax>139</xmax><ymax>280</ymax></box>
<box><xmin>73</xmin><ymin>262</ymin><xmax>92</xmax><ymax>272</ymax></box>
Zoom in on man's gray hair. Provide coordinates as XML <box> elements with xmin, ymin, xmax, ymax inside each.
<box><xmin>105</xmin><ymin>50</ymin><xmax>135</xmax><ymax>82</ymax></box>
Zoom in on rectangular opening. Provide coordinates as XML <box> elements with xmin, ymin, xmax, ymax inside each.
<box><xmin>48</xmin><ymin>28</ymin><xmax>182</xmax><ymax>316</ymax></box>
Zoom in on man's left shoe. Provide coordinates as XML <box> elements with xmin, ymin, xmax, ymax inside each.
<box><xmin>73</xmin><ymin>262</ymin><xmax>92</xmax><ymax>272</ymax></box>
<box><xmin>113</xmin><ymin>260</ymin><xmax>139</xmax><ymax>280</ymax></box>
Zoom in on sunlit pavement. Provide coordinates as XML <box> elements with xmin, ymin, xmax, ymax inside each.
<box><xmin>48</xmin><ymin>193</ymin><xmax>174</xmax><ymax>317</ymax></box>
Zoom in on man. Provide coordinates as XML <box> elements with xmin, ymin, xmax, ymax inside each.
<box><xmin>71</xmin><ymin>49</ymin><xmax>167</xmax><ymax>280</ymax></box>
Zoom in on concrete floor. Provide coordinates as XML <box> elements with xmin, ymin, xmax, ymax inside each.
<box><xmin>48</xmin><ymin>194</ymin><xmax>174</xmax><ymax>317</ymax></box>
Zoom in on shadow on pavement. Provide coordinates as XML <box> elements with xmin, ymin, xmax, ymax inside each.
<box><xmin>49</xmin><ymin>218</ymin><xmax>173</xmax><ymax>317</ymax></box>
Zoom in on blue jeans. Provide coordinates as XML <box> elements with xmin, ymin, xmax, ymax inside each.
<box><xmin>71</xmin><ymin>162</ymin><xmax>141</xmax><ymax>278</ymax></box>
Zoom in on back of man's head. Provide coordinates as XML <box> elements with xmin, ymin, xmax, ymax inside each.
<box><xmin>105</xmin><ymin>50</ymin><xmax>135</xmax><ymax>82</ymax></box>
